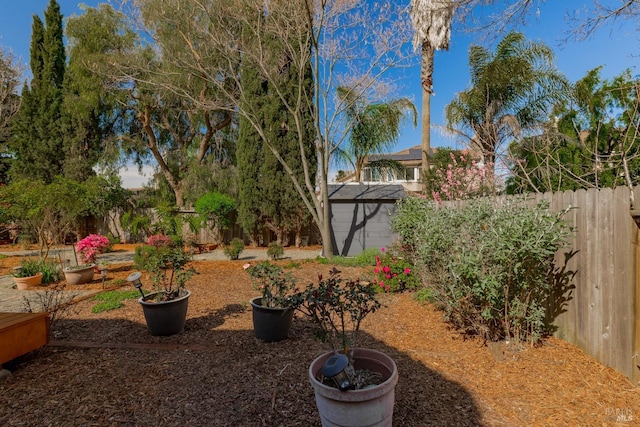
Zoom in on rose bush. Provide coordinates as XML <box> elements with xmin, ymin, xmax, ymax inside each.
<box><xmin>374</xmin><ymin>247</ymin><xmax>420</xmax><ymax>292</ymax></box>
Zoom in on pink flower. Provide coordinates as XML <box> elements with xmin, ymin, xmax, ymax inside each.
<box><xmin>404</xmin><ymin>268</ymin><xmax>411</xmax><ymax>274</ymax></box>
<box><xmin>374</xmin><ymin>268</ymin><xmax>379</xmax><ymax>274</ymax></box>
<box><xmin>382</xmin><ymin>266</ymin><xmax>390</xmax><ymax>274</ymax></box>
<box><xmin>380</xmin><ymin>247</ymin><xmax>386</xmax><ymax>252</ymax></box>
<box><xmin>385</xmin><ymin>274</ymin><xmax>391</xmax><ymax>279</ymax></box>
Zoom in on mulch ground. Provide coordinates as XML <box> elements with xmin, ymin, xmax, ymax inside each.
<box><xmin>0</xmin><ymin>245</ymin><xmax>637</xmax><ymax>426</ymax></box>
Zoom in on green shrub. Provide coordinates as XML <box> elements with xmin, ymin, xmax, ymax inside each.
<box><xmin>392</xmin><ymin>196</ymin><xmax>572</xmax><ymax>344</ymax></box>
<box><xmin>39</xmin><ymin>259</ymin><xmax>63</xmax><ymax>284</ymax></box>
<box><xmin>135</xmin><ymin>242</ymin><xmax>195</xmax><ymax>300</ymax></box>
<box><xmin>315</xmin><ymin>247</ymin><xmax>379</xmax><ymax>267</ymax></box>
<box><xmin>92</xmin><ymin>290</ymin><xmax>140</xmax><ymax>313</ymax></box>
<box><xmin>133</xmin><ymin>245</ymin><xmax>158</xmax><ymax>271</ymax></box>
<box><xmin>14</xmin><ymin>258</ymin><xmax>41</xmax><ymax>278</ymax></box>
<box><xmin>224</xmin><ymin>238</ymin><xmax>245</xmax><ymax>260</ymax></box>
<box><xmin>13</xmin><ymin>258</ymin><xmax>62</xmax><ymax>283</ymax></box>
<box><xmin>267</xmin><ymin>242</ymin><xmax>284</xmax><ymax>260</ymax></box>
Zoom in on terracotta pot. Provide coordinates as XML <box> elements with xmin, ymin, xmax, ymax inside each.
<box><xmin>63</xmin><ymin>264</ymin><xmax>95</xmax><ymax>285</ymax></box>
<box><xmin>309</xmin><ymin>348</ymin><xmax>398</xmax><ymax>427</ymax></box>
<box><xmin>249</xmin><ymin>297</ymin><xmax>294</xmax><ymax>342</ymax></box>
<box><xmin>14</xmin><ymin>273</ymin><xmax>43</xmax><ymax>290</ymax></box>
<box><xmin>139</xmin><ymin>289</ymin><xmax>191</xmax><ymax>336</ymax></box>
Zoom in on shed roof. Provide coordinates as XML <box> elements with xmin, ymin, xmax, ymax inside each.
<box><xmin>327</xmin><ymin>184</ymin><xmax>407</xmax><ymax>201</ymax></box>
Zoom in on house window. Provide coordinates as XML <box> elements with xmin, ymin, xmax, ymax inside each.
<box><xmin>410</xmin><ymin>168</ymin><xmax>419</xmax><ymax>180</ymax></box>
<box><xmin>394</xmin><ymin>167</ymin><xmax>418</xmax><ymax>181</ymax></box>
<box><xmin>362</xmin><ymin>167</ymin><xmax>382</xmax><ymax>182</ymax></box>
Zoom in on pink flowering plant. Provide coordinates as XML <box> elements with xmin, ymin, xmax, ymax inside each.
<box><xmin>76</xmin><ymin>234</ymin><xmax>111</xmax><ymax>265</ymax></box>
<box><xmin>243</xmin><ymin>261</ymin><xmax>297</xmax><ymax>308</ymax></box>
<box><xmin>374</xmin><ymin>246</ymin><xmax>420</xmax><ymax>292</ymax></box>
<box><xmin>430</xmin><ymin>149</ymin><xmax>493</xmax><ymax>203</ymax></box>
<box><xmin>147</xmin><ymin>234</ymin><xmax>173</xmax><ymax>248</ymax></box>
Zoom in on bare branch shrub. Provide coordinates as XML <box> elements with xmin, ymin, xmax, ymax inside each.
<box><xmin>22</xmin><ymin>283</ymin><xmax>79</xmax><ymax>332</ymax></box>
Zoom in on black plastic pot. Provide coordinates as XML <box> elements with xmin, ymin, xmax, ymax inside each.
<box><xmin>139</xmin><ymin>290</ymin><xmax>190</xmax><ymax>336</ymax></box>
<box><xmin>249</xmin><ymin>297</ymin><xmax>294</xmax><ymax>342</ymax></box>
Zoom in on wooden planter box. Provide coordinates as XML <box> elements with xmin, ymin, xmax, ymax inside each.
<box><xmin>0</xmin><ymin>312</ymin><xmax>50</xmax><ymax>366</ymax></box>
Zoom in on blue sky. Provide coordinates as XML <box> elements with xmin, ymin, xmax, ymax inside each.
<box><xmin>1</xmin><ymin>1</ymin><xmax>639</xmax><ymax>185</ymax></box>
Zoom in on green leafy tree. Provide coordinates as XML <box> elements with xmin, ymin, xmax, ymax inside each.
<box><xmin>195</xmin><ymin>191</ymin><xmax>237</xmax><ymax>243</ymax></box>
<box><xmin>445</xmin><ymin>31</ymin><xmax>570</xmax><ymax>190</ymax></box>
<box><xmin>66</xmin><ymin>4</ymin><xmax>235</xmax><ymax>208</ymax></box>
<box><xmin>0</xmin><ymin>176</ymin><xmax>113</xmax><ymax>259</ymax></box>
<box><xmin>62</xmin><ymin>5</ymin><xmax>128</xmax><ymax>182</ymax></box>
<box><xmin>10</xmin><ymin>0</ymin><xmax>66</xmax><ymax>183</ymax></box>
<box><xmin>507</xmin><ymin>68</ymin><xmax>640</xmax><ymax>193</ymax></box>
<box><xmin>335</xmin><ymin>86</ymin><xmax>417</xmax><ymax>183</ymax></box>
<box><xmin>0</xmin><ymin>46</ymin><xmax>22</xmax><ymax>183</ymax></box>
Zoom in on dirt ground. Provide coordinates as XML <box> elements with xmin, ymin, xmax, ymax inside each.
<box><xmin>0</xmin><ymin>245</ymin><xmax>638</xmax><ymax>426</ymax></box>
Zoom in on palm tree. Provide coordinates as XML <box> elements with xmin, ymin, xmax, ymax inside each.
<box><xmin>445</xmin><ymin>31</ymin><xmax>570</xmax><ymax>188</ymax></box>
<box><xmin>336</xmin><ymin>87</ymin><xmax>417</xmax><ymax>182</ymax></box>
<box><xmin>409</xmin><ymin>0</ymin><xmax>454</xmax><ymax>193</ymax></box>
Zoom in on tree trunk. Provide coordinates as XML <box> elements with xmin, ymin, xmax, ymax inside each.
<box><xmin>320</xmin><ymin>181</ymin><xmax>333</xmax><ymax>258</ymax></box>
<box><xmin>421</xmin><ymin>43</ymin><xmax>434</xmax><ymax>195</ymax></box>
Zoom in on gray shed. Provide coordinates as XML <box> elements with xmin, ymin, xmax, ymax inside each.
<box><xmin>328</xmin><ymin>184</ymin><xmax>407</xmax><ymax>257</ymax></box>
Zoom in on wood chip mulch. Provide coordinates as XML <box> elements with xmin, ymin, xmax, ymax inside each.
<box><xmin>0</xmin><ymin>250</ymin><xmax>638</xmax><ymax>426</ymax></box>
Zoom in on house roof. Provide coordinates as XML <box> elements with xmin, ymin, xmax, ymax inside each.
<box><xmin>367</xmin><ymin>145</ymin><xmax>436</xmax><ymax>162</ymax></box>
<box><xmin>328</xmin><ymin>184</ymin><xmax>407</xmax><ymax>201</ymax></box>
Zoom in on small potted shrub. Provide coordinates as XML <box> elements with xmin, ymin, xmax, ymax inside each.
<box><xmin>244</xmin><ymin>261</ymin><xmax>297</xmax><ymax>342</ymax></box>
<box><xmin>293</xmin><ymin>268</ymin><xmax>397</xmax><ymax>427</ymax></box>
<box><xmin>224</xmin><ymin>238</ymin><xmax>245</xmax><ymax>260</ymax></box>
<box><xmin>13</xmin><ymin>258</ymin><xmax>44</xmax><ymax>290</ymax></box>
<box><xmin>128</xmin><ymin>234</ymin><xmax>196</xmax><ymax>336</ymax></box>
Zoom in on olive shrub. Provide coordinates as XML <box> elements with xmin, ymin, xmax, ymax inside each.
<box><xmin>391</xmin><ymin>196</ymin><xmax>572</xmax><ymax>343</ymax></box>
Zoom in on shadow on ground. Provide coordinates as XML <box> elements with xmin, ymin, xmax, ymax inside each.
<box><xmin>0</xmin><ymin>313</ymin><xmax>483</xmax><ymax>426</ymax></box>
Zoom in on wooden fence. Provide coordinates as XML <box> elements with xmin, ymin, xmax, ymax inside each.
<box><xmin>445</xmin><ymin>186</ymin><xmax>639</xmax><ymax>384</ymax></box>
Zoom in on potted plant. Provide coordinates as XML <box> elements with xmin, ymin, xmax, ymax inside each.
<box><xmin>244</xmin><ymin>261</ymin><xmax>297</xmax><ymax>342</ymax></box>
<box><xmin>63</xmin><ymin>234</ymin><xmax>110</xmax><ymax>285</ymax></box>
<box><xmin>129</xmin><ymin>234</ymin><xmax>196</xmax><ymax>336</ymax></box>
<box><xmin>13</xmin><ymin>258</ymin><xmax>44</xmax><ymax>290</ymax></box>
<box><xmin>293</xmin><ymin>268</ymin><xmax>397</xmax><ymax>427</ymax></box>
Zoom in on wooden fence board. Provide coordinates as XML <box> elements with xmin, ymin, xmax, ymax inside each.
<box><xmin>612</xmin><ymin>187</ymin><xmax>634</xmax><ymax>378</ymax></box>
<box><xmin>600</xmin><ymin>188</ymin><xmax>614</xmax><ymax>367</ymax></box>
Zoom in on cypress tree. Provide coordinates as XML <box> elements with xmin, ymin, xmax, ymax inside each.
<box><xmin>10</xmin><ymin>0</ymin><xmax>66</xmax><ymax>183</ymax></box>
<box><xmin>237</xmin><ymin>59</ymin><xmax>267</xmax><ymax>243</ymax></box>
<box><xmin>237</xmin><ymin>7</ymin><xmax>316</xmax><ymax>245</ymax></box>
